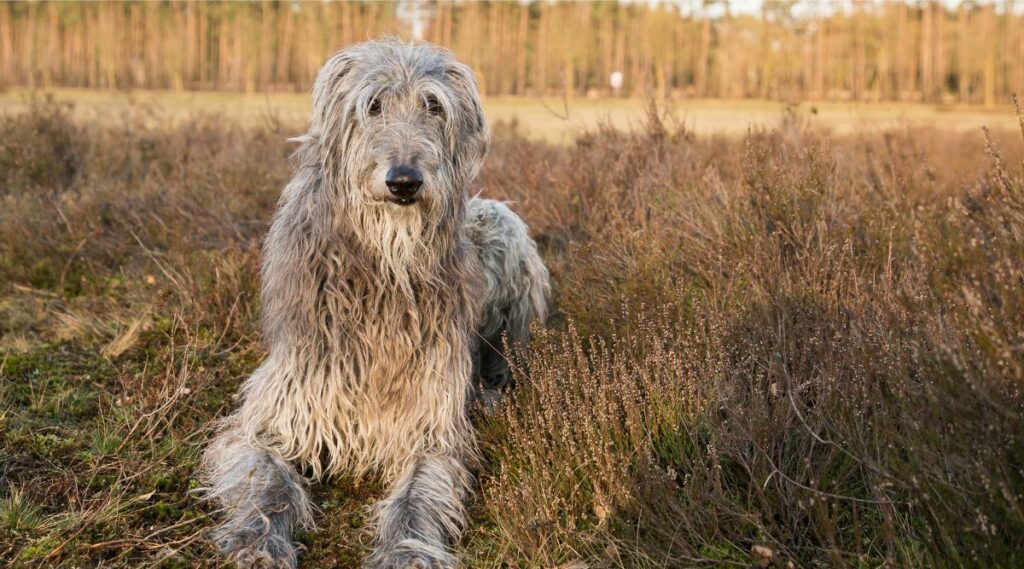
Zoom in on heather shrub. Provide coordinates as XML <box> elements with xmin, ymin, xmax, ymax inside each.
<box><xmin>474</xmin><ymin>106</ymin><xmax>1024</xmax><ymax>567</ymax></box>
<box><xmin>1</xmin><ymin>100</ymin><xmax>1022</xmax><ymax>567</ymax></box>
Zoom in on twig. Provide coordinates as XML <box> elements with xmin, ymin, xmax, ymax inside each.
<box><xmin>12</xmin><ymin>283</ymin><xmax>60</xmax><ymax>298</ymax></box>
<box><xmin>130</xmin><ymin>230</ymin><xmax>186</xmax><ymax>291</ymax></box>
<box><xmin>537</xmin><ymin>71</ymin><xmax>571</xmax><ymax>120</ymax></box>
<box><xmin>58</xmin><ymin>231</ymin><xmax>98</xmax><ymax>291</ymax></box>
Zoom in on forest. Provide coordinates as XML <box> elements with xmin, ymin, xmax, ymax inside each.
<box><xmin>0</xmin><ymin>1</ymin><xmax>1022</xmax><ymax>105</ymax></box>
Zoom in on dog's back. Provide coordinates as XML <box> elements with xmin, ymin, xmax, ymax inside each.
<box><xmin>465</xmin><ymin>198</ymin><xmax>550</xmax><ymax>391</ymax></box>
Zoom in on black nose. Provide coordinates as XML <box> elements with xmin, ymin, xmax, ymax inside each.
<box><xmin>385</xmin><ymin>166</ymin><xmax>423</xmax><ymax>199</ymax></box>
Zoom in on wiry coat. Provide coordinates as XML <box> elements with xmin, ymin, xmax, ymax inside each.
<box><xmin>201</xmin><ymin>39</ymin><xmax>548</xmax><ymax>569</ymax></box>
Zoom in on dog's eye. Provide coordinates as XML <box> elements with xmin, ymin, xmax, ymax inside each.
<box><xmin>424</xmin><ymin>94</ymin><xmax>444</xmax><ymax>118</ymax></box>
<box><xmin>368</xmin><ymin>96</ymin><xmax>382</xmax><ymax>117</ymax></box>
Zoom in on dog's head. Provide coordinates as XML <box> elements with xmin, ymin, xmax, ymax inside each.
<box><xmin>303</xmin><ymin>39</ymin><xmax>489</xmax><ymax>276</ymax></box>
<box><xmin>308</xmin><ymin>39</ymin><xmax>489</xmax><ymax>219</ymax></box>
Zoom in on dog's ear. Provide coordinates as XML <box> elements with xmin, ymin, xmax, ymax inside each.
<box><xmin>445</xmin><ymin>61</ymin><xmax>490</xmax><ymax>179</ymax></box>
<box><xmin>445</xmin><ymin>62</ymin><xmax>487</xmax><ymax>137</ymax></box>
<box><xmin>311</xmin><ymin>50</ymin><xmax>355</xmax><ymax>133</ymax></box>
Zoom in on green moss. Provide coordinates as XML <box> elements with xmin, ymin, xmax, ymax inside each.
<box><xmin>147</xmin><ymin>502</ymin><xmax>183</xmax><ymax>523</ymax></box>
<box><xmin>16</xmin><ymin>535</ymin><xmax>60</xmax><ymax>562</ymax></box>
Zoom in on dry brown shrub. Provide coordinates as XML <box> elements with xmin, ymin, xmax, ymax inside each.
<box><xmin>473</xmin><ymin>104</ymin><xmax>1024</xmax><ymax>567</ymax></box>
<box><xmin>2</xmin><ymin>100</ymin><xmax>1023</xmax><ymax>567</ymax></box>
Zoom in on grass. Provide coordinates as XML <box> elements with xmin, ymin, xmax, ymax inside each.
<box><xmin>1</xmin><ymin>96</ymin><xmax>1023</xmax><ymax>567</ymax></box>
<box><xmin>0</xmin><ymin>488</ymin><xmax>44</xmax><ymax>534</ymax></box>
<box><xmin>2</xmin><ymin>88</ymin><xmax>1022</xmax><ymax>143</ymax></box>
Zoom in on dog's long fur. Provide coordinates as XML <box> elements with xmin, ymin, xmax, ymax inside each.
<box><xmin>201</xmin><ymin>39</ymin><xmax>549</xmax><ymax>568</ymax></box>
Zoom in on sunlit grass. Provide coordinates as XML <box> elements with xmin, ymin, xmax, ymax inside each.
<box><xmin>1</xmin><ymin>88</ymin><xmax>1021</xmax><ymax>143</ymax></box>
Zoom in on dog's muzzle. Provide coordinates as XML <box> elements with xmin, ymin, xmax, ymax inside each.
<box><xmin>385</xmin><ymin>166</ymin><xmax>423</xmax><ymax>205</ymax></box>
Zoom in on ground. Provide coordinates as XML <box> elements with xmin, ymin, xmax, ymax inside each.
<box><xmin>1</xmin><ymin>94</ymin><xmax>1023</xmax><ymax>568</ymax></box>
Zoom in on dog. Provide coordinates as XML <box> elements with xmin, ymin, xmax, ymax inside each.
<box><xmin>200</xmin><ymin>38</ymin><xmax>549</xmax><ymax>568</ymax></box>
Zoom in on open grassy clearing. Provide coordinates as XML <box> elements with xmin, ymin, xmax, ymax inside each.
<box><xmin>1</xmin><ymin>88</ymin><xmax>1021</xmax><ymax>142</ymax></box>
<box><xmin>1</xmin><ymin>99</ymin><xmax>1023</xmax><ymax>567</ymax></box>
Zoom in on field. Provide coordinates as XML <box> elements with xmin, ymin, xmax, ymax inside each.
<box><xmin>2</xmin><ymin>89</ymin><xmax>1022</xmax><ymax>142</ymax></box>
<box><xmin>1</xmin><ymin>96</ymin><xmax>1023</xmax><ymax>568</ymax></box>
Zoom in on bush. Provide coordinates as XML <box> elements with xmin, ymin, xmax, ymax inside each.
<box><xmin>1</xmin><ymin>100</ymin><xmax>1022</xmax><ymax>567</ymax></box>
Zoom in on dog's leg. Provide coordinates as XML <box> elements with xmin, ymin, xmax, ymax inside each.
<box><xmin>202</xmin><ymin>425</ymin><xmax>313</xmax><ymax>569</ymax></box>
<box><xmin>366</xmin><ymin>454</ymin><xmax>471</xmax><ymax>569</ymax></box>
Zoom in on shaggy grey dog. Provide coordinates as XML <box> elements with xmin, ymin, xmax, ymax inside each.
<box><xmin>200</xmin><ymin>39</ymin><xmax>548</xmax><ymax>568</ymax></box>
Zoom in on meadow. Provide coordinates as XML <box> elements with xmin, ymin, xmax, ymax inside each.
<box><xmin>1</xmin><ymin>96</ymin><xmax>1023</xmax><ymax>568</ymax></box>
<box><xmin>2</xmin><ymin>89</ymin><xmax>1021</xmax><ymax>142</ymax></box>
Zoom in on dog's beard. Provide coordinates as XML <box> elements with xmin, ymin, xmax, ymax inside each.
<box><xmin>351</xmin><ymin>205</ymin><xmax>436</xmax><ymax>295</ymax></box>
<box><xmin>341</xmin><ymin>162</ymin><xmax>460</xmax><ymax>295</ymax></box>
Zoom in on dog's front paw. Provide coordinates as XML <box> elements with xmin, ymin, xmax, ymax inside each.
<box><xmin>366</xmin><ymin>539</ymin><xmax>456</xmax><ymax>569</ymax></box>
<box><xmin>211</xmin><ymin>524</ymin><xmax>298</xmax><ymax>569</ymax></box>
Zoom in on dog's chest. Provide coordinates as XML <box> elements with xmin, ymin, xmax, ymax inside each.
<box><xmin>307</xmin><ymin>283</ymin><xmax>472</xmax><ymax>473</ymax></box>
<box><xmin>328</xmin><ymin>281</ymin><xmax>467</xmax><ymax>399</ymax></box>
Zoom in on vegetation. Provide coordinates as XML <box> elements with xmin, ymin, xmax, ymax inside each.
<box><xmin>1</xmin><ymin>97</ymin><xmax>1023</xmax><ymax>567</ymax></box>
<box><xmin>1</xmin><ymin>1</ymin><xmax>1023</xmax><ymax>105</ymax></box>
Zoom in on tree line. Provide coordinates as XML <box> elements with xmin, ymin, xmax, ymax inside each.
<box><xmin>1</xmin><ymin>1</ymin><xmax>1021</xmax><ymax>106</ymax></box>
